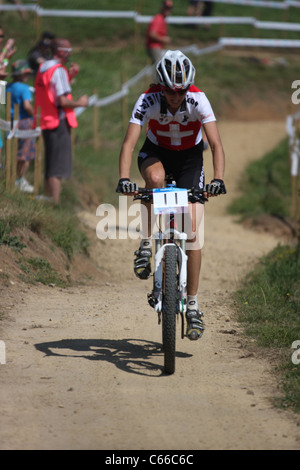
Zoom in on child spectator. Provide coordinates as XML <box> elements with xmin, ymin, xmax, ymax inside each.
<box><xmin>6</xmin><ymin>59</ymin><xmax>35</xmax><ymax>193</ymax></box>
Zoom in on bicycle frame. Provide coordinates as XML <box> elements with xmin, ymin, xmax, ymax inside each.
<box><xmin>139</xmin><ymin>184</ymin><xmax>189</xmax><ymax>340</ymax></box>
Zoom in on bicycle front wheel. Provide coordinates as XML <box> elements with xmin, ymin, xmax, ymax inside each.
<box><xmin>162</xmin><ymin>244</ymin><xmax>177</xmax><ymax>375</ymax></box>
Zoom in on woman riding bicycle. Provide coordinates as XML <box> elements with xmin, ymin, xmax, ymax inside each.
<box><xmin>117</xmin><ymin>50</ymin><xmax>226</xmax><ymax>340</ymax></box>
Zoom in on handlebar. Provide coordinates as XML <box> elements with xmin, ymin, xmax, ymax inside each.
<box><xmin>133</xmin><ymin>186</ymin><xmax>207</xmax><ymax>204</ymax></box>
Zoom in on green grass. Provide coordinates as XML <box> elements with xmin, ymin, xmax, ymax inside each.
<box><xmin>0</xmin><ymin>218</ymin><xmax>26</xmax><ymax>251</ymax></box>
<box><xmin>228</xmin><ymin>137</ymin><xmax>292</xmax><ymax>220</ymax></box>
<box><xmin>0</xmin><ymin>185</ymin><xmax>89</xmax><ymax>261</ymax></box>
<box><xmin>19</xmin><ymin>256</ymin><xmax>67</xmax><ymax>287</ymax></box>
<box><xmin>234</xmin><ymin>244</ymin><xmax>300</xmax><ymax>412</ymax></box>
<box><xmin>229</xmin><ymin>135</ymin><xmax>300</xmax><ymax>413</ymax></box>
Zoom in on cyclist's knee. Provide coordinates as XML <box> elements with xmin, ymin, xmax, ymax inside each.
<box><xmin>144</xmin><ymin>171</ymin><xmax>165</xmax><ymax>188</ymax></box>
<box><xmin>186</xmin><ymin>235</ymin><xmax>203</xmax><ymax>250</ymax></box>
<box><xmin>185</xmin><ymin>207</ymin><xmax>204</xmax><ymax>250</ymax></box>
<box><xmin>141</xmin><ymin>158</ymin><xmax>165</xmax><ymax>188</ymax></box>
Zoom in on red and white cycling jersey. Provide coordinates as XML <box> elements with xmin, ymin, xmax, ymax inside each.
<box><xmin>130</xmin><ymin>84</ymin><xmax>216</xmax><ymax>151</ymax></box>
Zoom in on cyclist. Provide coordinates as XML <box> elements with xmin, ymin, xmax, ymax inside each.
<box><xmin>117</xmin><ymin>50</ymin><xmax>226</xmax><ymax>340</ymax></box>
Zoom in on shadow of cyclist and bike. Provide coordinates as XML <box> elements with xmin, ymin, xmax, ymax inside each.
<box><xmin>34</xmin><ymin>338</ymin><xmax>192</xmax><ymax>377</ymax></box>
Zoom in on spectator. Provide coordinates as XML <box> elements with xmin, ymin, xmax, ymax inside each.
<box><xmin>34</xmin><ymin>38</ymin><xmax>89</xmax><ymax>204</ymax></box>
<box><xmin>27</xmin><ymin>31</ymin><xmax>55</xmax><ymax>76</ymax></box>
<box><xmin>0</xmin><ymin>24</ymin><xmax>17</xmax><ymax>78</ymax></box>
<box><xmin>0</xmin><ymin>1</ymin><xmax>27</xmax><ymax>20</ymax></box>
<box><xmin>186</xmin><ymin>1</ymin><xmax>214</xmax><ymax>30</ymax></box>
<box><xmin>0</xmin><ymin>25</ymin><xmax>17</xmax><ymax>170</ymax></box>
<box><xmin>145</xmin><ymin>0</ymin><xmax>173</xmax><ymax>64</ymax></box>
<box><xmin>6</xmin><ymin>59</ymin><xmax>35</xmax><ymax>193</ymax></box>
<box><xmin>202</xmin><ymin>1</ymin><xmax>214</xmax><ymax>30</ymax></box>
<box><xmin>187</xmin><ymin>0</ymin><xmax>202</xmax><ymax>18</ymax></box>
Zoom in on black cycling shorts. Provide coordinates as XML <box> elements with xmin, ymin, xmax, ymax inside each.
<box><xmin>137</xmin><ymin>138</ymin><xmax>205</xmax><ymax>191</ymax></box>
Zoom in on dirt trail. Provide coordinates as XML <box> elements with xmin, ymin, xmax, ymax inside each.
<box><xmin>1</xmin><ymin>121</ymin><xmax>299</xmax><ymax>450</ymax></box>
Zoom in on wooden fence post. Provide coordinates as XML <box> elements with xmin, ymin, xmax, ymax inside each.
<box><xmin>11</xmin><ymin>103</ymin><xmax>19</xmax><ymax>190</ymax></box>
<box><xmin>34</xmin><ymin>107</ymin><xmax>42</xmax><ymax>196</ymax></box>
<box><xmin>93</xmin><ymin>89</ymin><xmax>100</xmax><ymax>150</ymax></box>
<box><xmin>121</xmin><ymin>67</ymin><xmax>128</xmax><ymax>134</ymax></box>
<box><xmin>35</xmin><ymin>0</ymin><xmax>41</xmax><ymax>40</ymax></box>
<box><xmin>134</xmin><ymin>0</ymin><xmax>144</xmax><ymax>54</ymax></box>
<box><xmin>5</xmin><ymin>92</ymin><xmax>11</xmax><ymax>191</ymax></box>
<box><xmin>296</xmin><ymin>162</ymin><xmax>300</xmax><ymax>240</ymax></box>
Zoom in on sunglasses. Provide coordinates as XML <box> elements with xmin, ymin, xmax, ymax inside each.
<box><xmin>58</xmin><ymin>47</ymin><xmax>72</xmax><ymax>53</ymax></box>
<box><xmin>163</xmin><ymin>87</ymin><xmax>188</xmax><ymax>96</ymax></box>
<box><xmin>0</xmin><ymin>35</ymin><xmax>4</xmax><ymax>39</ymax></box>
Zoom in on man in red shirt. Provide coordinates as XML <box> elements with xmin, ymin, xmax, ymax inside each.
<box><xmin>145</xmin><ymin>0</ymin><xmax>173</xmax><ymax>64</ymax></box>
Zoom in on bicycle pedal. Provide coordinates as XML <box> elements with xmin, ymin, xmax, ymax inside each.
<box><xmin>186</xmin><ymin>328</ymin><xmax>203</xmax><ymax>341</ymax></box>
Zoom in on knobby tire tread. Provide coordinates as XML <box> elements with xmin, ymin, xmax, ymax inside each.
<box><xmin>162</xmin><ymin>244</ymin><xmax>177</xmax><ymax>374</ymax></box>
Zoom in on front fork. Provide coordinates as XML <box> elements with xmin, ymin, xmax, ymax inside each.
<box><xmin>147</xmin><ymin>233</ymin><xmax>188</xmax><ymax>339</ymax></box>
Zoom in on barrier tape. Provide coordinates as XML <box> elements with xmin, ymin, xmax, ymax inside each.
<box><xmin>1</xmin><ymin>3</ymin><xmax>300</xmax><ymax>19</ymax></box>
<box><xmin>219</xmin><ymin>37</ymin><xmax>300</xmax><ymax>46</ymax></box>
<box><xmin>0</xmin><ymin>118</ymin><xmax>41</xmax><ymax>139</ymax></box>
<box><xmin>2</xmin><ymin>6</ymin><xmax>298</xmax><ymax>32</ymax></box>
<box><xmin>1</xmin><ymin>2</ymin><xmax>300</xmax><ymax>14</ymax></box>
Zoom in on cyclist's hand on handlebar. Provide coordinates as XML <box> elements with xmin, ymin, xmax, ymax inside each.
<box><xmin>116</xmin><ymin>178</ymin><xmax>138</xmax><ymax>194</ymax></box>
<box><xmin>205</xmin><ymin>179</ymin><xmax>227</xmax><ymax>197</ymax></box>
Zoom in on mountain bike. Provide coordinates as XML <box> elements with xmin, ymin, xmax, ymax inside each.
<box><xmin>134</xmin><ymin>180</ymin><xmax>205</xmax><ymax>375</ymax></box>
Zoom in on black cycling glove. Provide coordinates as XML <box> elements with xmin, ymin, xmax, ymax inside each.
<box><xmin>116</xmin><ymin>178</ymin><xmax>138</xmax><ymax>194</ymax></box>
<box><xmin>205</xmin><ymin>179</ymin><xmax>227</xmax><ymax>195</ymax></box>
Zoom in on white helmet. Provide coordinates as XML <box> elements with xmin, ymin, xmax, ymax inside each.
<box><xmin>156</xmin><ymin>50</ymin><xmax>195</xmax><ymax>91</ymax></box>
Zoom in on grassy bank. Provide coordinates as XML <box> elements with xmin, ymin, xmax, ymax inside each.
<box><xmin>234</xmin><ymin>244</ymin><xmax>300</xmax><ymax>412</ymax></box>
<box><xmin>0</xmin><ymin>184</ymin><xmax>89</xmax><ymax>261</ymax></box>
<box><xmin>229</xmin><ymin>139</ymin><xmax>300</xmax><ymax>413</ymax></box>
<box><xmin>228</xmin><ymin>137</ymin><xmax>292</xmax><ymax>220</ymax></box>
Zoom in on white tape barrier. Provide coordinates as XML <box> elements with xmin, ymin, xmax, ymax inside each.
<box><xmin>75</xmin><ymin>93</ymin><xmax>97</xmax><ymax>117</ymax></box>
<box><xmin>75</xmin><ymin>65</ymin><xmax>153</xmax><ymax>112</ymax></box>
<box><xmin>219</xmin><ymin>37</ymin><xmax>300</xmax><ymax>46</ymax></box>
<box><xmin>0</xmin><ymin>118</ymin><xmax>41</xmax><ymax>139</ymax></box>
<box><xmin>38</xmin><ymin>9</ymin><xmax>137</xmax><ymax>19</ymax></box>
<box><xmin>167</xmin><ymin>16</ymin><xmax>300</xmax><ymax>32</ymax></box>
<box><xmin>1</xmin><ymin>1</ymin><xmax>300</xmax><ymax>14</ymax></box>
<box><xmin>2</xmin><ymin>4</ymin><xmax>300</xmax><ymax>35</ymax></box>
<box><xmin>0</xmin><ymin>4</ymin><xmax>37</xmax><ymax>12</ymax></box>
<box><xmin>198</xmin><ymin>0</ymin><xmax>287</xmax><ymax>7</ymax></box>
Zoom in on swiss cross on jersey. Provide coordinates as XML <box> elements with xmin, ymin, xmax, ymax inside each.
<box><xmin>130</xmin><ymin>84</ymin><xmax>216</xmax><ymax>151</ymax></box>
<box><xmin>149</xmin><ymin>120</ymin><xmax>201</xmax><ymax>150</ymax></box>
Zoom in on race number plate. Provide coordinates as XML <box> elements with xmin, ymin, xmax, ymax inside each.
<box><xmin>153</xmin><ymin>187</ymin><xmax>188</xmax><ymax>214</ymax></box>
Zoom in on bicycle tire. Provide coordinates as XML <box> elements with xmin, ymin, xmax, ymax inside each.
<box><xmin>162</xmin><ymin>244</ymin><xmax>177</xmax><ymax>374</ymax></box>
